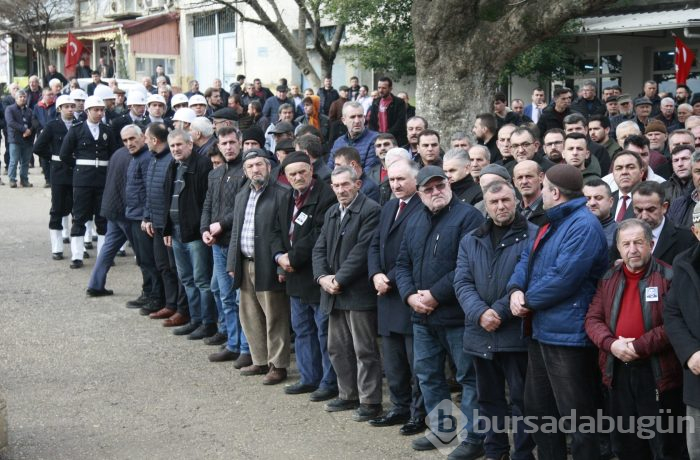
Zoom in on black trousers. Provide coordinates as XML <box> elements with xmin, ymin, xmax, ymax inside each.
<box><xmin>154</xmin><ymin>228</ymin><xmax>189</xmax><ymax>315</ymax></box>
<box><xmin>609</xmin><ymin>360</ymin><xmax>687</xmax><ymax>460</ymax></box>
<box><xmin>475</xmin><ymin>352</ymin><xmax>535</xmax><ymax>460</ymax></box>
<box><xmin>129</xmin><ymin>221</ymin><xmax>162</xmax><ymax>302</ymax></box>
<box><xmin>381</xmin><ymin>332</ymin><xmax>425</xmax><ymax>420</ymax></box>
<box><xmin>524</xmin><ymin>341</ymin><xmax>600</xmax><ymax>460</ymax></box>
<box><xmin>49</xmin><ymin>183</ymin><xmax>73</xmax><ymax>230</ymax></box>
<box><xmin>71</xmin><ymin>186</ymin><xmax>106</xmax><ymax>236</ymax></box>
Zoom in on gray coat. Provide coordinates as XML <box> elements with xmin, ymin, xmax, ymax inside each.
<box><xmin>312</xmin><ymin>192</ymin><xmax>380</xmax><ymax>313</ymax></box>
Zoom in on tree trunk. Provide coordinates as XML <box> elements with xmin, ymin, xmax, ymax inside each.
<box><xmin>411</xmin><ymin>0</ymin><xmax>608</xmax><ymax>143</ymax></box>
<box><xmin>320</xmin><ymin>59</ymin><xmax>333</xmax><ymax>82</ymax></box>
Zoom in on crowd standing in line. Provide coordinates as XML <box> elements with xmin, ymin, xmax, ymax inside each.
<box><xmin>5</xmin><ymin>68</ymin><xmax>700</xmax><ymax>460</ymax></box>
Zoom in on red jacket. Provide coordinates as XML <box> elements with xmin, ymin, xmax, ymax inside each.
<box><xmin>585</xmin><ymin>258</ymin><xmax>682</xmax><ymax>392</ymax></box>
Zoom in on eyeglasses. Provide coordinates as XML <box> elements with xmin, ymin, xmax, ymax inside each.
<box><xmin>420</xmin><ymin>182</ymin><xmax>448</xmax><ymax>195</ymax></box>
<box><xmin>544</xmin><ymin>140</ymin><xmax>564</xmax><ymax>147</ymax></box>
<box><xmin>510</xmin><ymin>141</ymin><xmax>535</xmax><ymax>150</ymax></box>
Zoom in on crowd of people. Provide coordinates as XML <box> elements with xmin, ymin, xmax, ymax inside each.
<box><xmin>4</xmin><ymin>66</ymin><xmax>700</xmax><ymax>460</ymax></box>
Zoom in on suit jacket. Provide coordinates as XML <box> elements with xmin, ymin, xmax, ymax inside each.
<box><xmin>367</xmin><ymin>195</ymin><xmax>422</xmax><ymax>336</ymax></box>
<box><xmin>270</xmin><ymin>178</ymin><xmax>337</xmax><ymax>303</ymax></box>
<box><xmin>611</xmin><ymin>190</ymin><xmax>636</xmax><ymax>221</ymax></box>
<box><xmin>312</xmin><ymin>192</ymin><xmax>381</xmax><ymax>313</ymax></box>
<box><xmin>227</xmin><ymin>181</ymin><xmax>288</xmax><ymax>292</ymax></box>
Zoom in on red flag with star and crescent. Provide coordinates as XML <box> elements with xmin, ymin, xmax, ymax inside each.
<box><xmin>675</xmin><ymin>36</ymin><xmax>696</xmax><ymax>85</ymax></box>
<box><xmin>65</xmin><ymin>32</ymin><xmax>84</xmax><ymax>70</ymax></box>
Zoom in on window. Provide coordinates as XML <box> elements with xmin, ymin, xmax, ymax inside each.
<box><xmin>135</xmin><ymin>57</ymin><xmax>176</xmax><ymax>80</ymax></box>
<box><xmin>652</xmin><ymin>49</ymin><xmax>700</xmax><ymax>95</ymax></box>
<box><xmin>564</xmin><ymin>54</ymin><xmax>622</xmax><ymax>95</ymax></box>
<box><xmin>293</xmin><ymin>26</ymin><xmax>344</xmax><ymax>49</ymax></box>
<box><xmin>193</xmin><ymin>9</ymin><xmax>235</xmax><ymax>37</ymax></box>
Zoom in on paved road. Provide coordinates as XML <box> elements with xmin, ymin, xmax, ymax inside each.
<box><xmin>0</xmin><ymin>179</ymin><xmax>439</xmax><ymax>459</ymax></box>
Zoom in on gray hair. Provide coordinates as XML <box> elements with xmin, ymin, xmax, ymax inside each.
<box><xmin>661</xmin><ymin>97</ymin><xmax>675</xmax><ymax>106</ymax></box>
<box><xmin>616</xmin><ymin>120</ymin><xmax>642</xmax><ymax>136</ymax></box>
<box><xmin>443</xmin><ymin>148</ymin><xmax>471</xmax><ymax>164</ymax></box>
<box><xmin>331</xmin><ymin>165</ymin><xmax>358</xmax><ymax>181</ymax></box>
<box><xmin>617</xmin><ymin>218</ymin><xmax>653</xmax><ymax>244</ymax></box>
<box><xmin>692</xmin><ymin>150</ymin><xmax>700</xmax><ymax>165</ymax></box>
<box><xmin>48</xmin><ymin>78</ymin><xmax>62</xmax><ymax>88</ymax></box>
<box><xmin>469</xmin><ymin>144</ymin><xmax>491</xmax><ymax>162</ymax></box>
<box><xmin>278</xmin><ymin>103</ymin><xmax>294</xmax><ymax>114</ymax></box>
<box><xmin>387</xmin><ymin>158</ymin><xmax>419</xmax><ymax>179</ymax></box>
<box><xmin>483</xmin><ymin>180</ymin><xmax>516</xmax><ymax>198</ymax></box>
<box><xmin>342</xmin><ymin>101</ymin><xmax>364</xmax><ymax>116</ymax></box>
<box><xmin>563</xmin><ymin>113</ymin><xmax>587</xmax><ymax>126</ymax></box>
<box><xmin>384</xmin><ymin>147</ymin><xmax>412</xmax><ymax>167</ymax></box>
<box><xmin>120</xmin><ymin>124</ymin><xmax>143</xmax><ymax>137</ymax></box>
<box><xmin>191</xmin><ymin>117</ymin><xmax>214</xmax><ymax>137</ymax></box>
<box><xmin>679</xmin><ymin>103</ymin><xmax>693</xmax><ymax>112</ymax></box>
<box><xmin>16</xmin><ymin>89</ymin><xmax>27</xmax><ymax>97</ymax></box>
<box><xmin>450</xmin><ymin>131</ymin><xmax>470</xmax><ymax>141</ymax></box>
<box><xmin>167</xmin><ymin>128</ymin><xmax>192</xmax><ymax>144</ymax></box>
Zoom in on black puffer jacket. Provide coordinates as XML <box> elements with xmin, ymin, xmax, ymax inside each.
<box><xmin>100</xmin><ymin>147</ymin><xmax>131</xmax><ymax>221</ymax></box>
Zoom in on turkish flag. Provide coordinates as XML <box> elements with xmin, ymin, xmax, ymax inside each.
<box><xmin>65</xmin><ymin>32</ymin><xmax>84</xmax><ymax>70</ymax></box>
<box><xmin>675</xmin><ymin>36</ymin><xmax>696</xmax><ymax>85</ymax></box>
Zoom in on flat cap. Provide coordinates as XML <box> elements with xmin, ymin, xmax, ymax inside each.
<box><xmin>546</xmin><ymin>164</ymin><xmax>583</xmax><ymax>192</ymax></box>
<box><xmin>416</xmin><ymin>165</ymin><xmax>448</xmax><ymax>187</ymax></box>
<box><xmin>479</xmin><ymin>164</ymin><xmax>511</xmax><ymax>182</ymax></box>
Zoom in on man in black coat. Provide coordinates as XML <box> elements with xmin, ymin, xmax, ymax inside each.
<box><xmin>163</xmin><ymin>129</ymin><xmax>217</xmax><ymax>340</ymax></box>
<box><xmin>443</xmin><ymin>147</ymin><xmax>482</xmax><ymax>206</ymax></box>
<box><xmin>368</xmin><ymin>77</ymin><xmax>407</xmax><ymax>146</ymax></box>
<box><xmin>34</xmin><ymin>95</ymin><xmax>76</xmax><ymax>260</ymax></box>
<box><xmin>226</xmin><ymin>148</ymin><xmax>291</xmax><ymax>385</ymax></box>
<box><xmin>455</xmin><ymin>181</ymin><xmax>537</xmax><ymax>460</ymax></box>
<box><xmin>202</xmin><ymin>127</ymin><xmax>250</xmax><ymax>366</ymax></box>
<box><xmin>59</xmin><ymin>95</ymin><xmax>117</xmax><ymax>268</ymax></box>
<box><xmin>312</xmin><ymin>165</ymin><xmax>383</xmax><ymax>422</ymax></box>
<box><xmin>537</xmin><ymin>87</ymin><xmax>575</xmax><ymax>136</ymax></box>
<box><xmin>270</xmin><ymin>152</ymin><xmax>338</xmax><ymax>400</ymax></box>
<box><xmin>664</xmin><ymin>202</ymin><xmax>700</xmax><ymax>459</ymax></box>
<box><xmin>367</xmin><ymin>159</ymin><xmax>426</xmax><ymax>435</ymax></box>
<box><xmin>611</xmin><ymin>181</ymin><xmax>696</xmax><ymax>265</ymax></box>
<box><xmin>394</xmin><ymin>166</ymin><xmax>485</xmax><ymax>455</ymax></box>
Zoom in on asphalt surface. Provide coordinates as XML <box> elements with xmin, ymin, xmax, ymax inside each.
<box><xmin>0</xmin><ymin>174</ymin><xmax>442</xmax><ymax>460</ymax></box>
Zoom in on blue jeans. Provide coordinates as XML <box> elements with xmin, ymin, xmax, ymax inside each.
<box><xmin>8</xmin><ymin>142</ymin><xmax>32</xmax><ymax>183</ymax></box>
<box><xmin>88</xmin><ymin>219</ymin><xmax>132</xmax><ymax>290</ymax></box>
<box><xmin>413</xmin><ymin>322</ymin><xmax>483</xmax><ymax>445</ymax></box>
<box><xmin>171</xmin><ymin>234</ymin><xmax>215</xmax><ymax>326</ymax></box>
<box><xmin>212</xmin><ymin>244</ymin><xmax>249</xmax><ymax>353</ymax></box>
<box><xmin>290</xmin><ymin>296</ymin><xmax>337</xmax><ymax>389</ymax></box>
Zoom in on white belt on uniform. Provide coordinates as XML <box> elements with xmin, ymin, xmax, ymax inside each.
<box><xmin>51</xmin><ymin>155</ymin><xmax>61</xmax><ymax>161</ymax></box>
<box><xmin>75</xmin><ymin>159</ymin><xmax>109</xmax><ymax>167</ymax></box>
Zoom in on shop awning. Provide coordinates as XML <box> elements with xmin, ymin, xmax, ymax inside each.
<box><xmin>579</xmin><ymin>8</ymin><xmax>700</xmax><ymax>35</ymax></box>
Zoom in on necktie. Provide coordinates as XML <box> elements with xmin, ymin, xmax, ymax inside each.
<box><xmin>616</xmin><ymin>195</ymin><xmax>628</xmax><ymax>222</ymax></box>
<box><xmin>395</xmin><ymin>201</ymin><xmax>406</xmax><ymax>221</ymax></box>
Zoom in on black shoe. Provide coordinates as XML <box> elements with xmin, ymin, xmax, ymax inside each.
<box><xmin>233</xmin><ymin>353</ymin><xmax>253</xmax><ymax>369</ymax></box>
<box><xmin>400</xmin><ymin>419</ymin><xmax>426</xmax><ymax>436</ymax></box>
<box><xmin>126</xmin><ymin>294</ymin><xmax>149</xmax><ymax>308</ymax></box>
<box><xmin>208</xmin><ymin>349</ymin><xmax>239</xmax><ymax>362</ymax></box>
<box><xmin>284</xmin><ymin>382</ymin><xmax>317</xmax><ymax>395</ymax></box>
<box><xmin>412</xmin><ymin>435</ymin><xmax>438</xmax><ymax>451</ymax></box>
<box><xmin>188</xmin><ymin>323</ymin><xmax>217</xmax><ymax>340</ymax></box>
<box><xmin>70</xmin><ymin>259</ymin><xmax>83</xmax><ymax>269</ymax></box>
<box><xmin>173</xmin><ymin>322</ymin><xmax>200</xmax><ymax>336</ymax></box>
<box><xmin>368</xmin><ymin>410</ymin><xmax>410</xmax><ymax>427</ymax></box>
<box><xmin>83</xmin><ymin>251</ymin><xmax>90</xmax><ymax>259</ymax></box>
<box><xmin>20</xmin><ymin>181</ymin><xmax>32</xmax><ymax>188</ymax></box>
<box><xmin>62</xmin><ymin>237</ymin><xmax>69</xmax><ymax>244</ymax></box>
<box><xmin>324</xmin><ymin>398</ymin><xmax>359</xmax><ymax>412</ymax></box>
<box><xmin>353</xmin><ymin>403</ymin><xmax>382</xmax><ymax>422</ymax></box>
<box><xmin>9</xmin><ymin>181</ymin><xmax>16</xmax><ymax>188</ymax></box>
<box><xmin>203</xmin><ymin>332</ymin><xmax>227</xmax><ymax>346</ymax></box>
<box><xmin>84</xmin><ymin>242</ymin><xmax>93</xmax><ymax>250</ymax></box>
<box><xmin>87</xmin><ymin>288</ymin><xmax>114</xmax><ymax>297</ymax></box>
<box><xmin>138</xmin><ymin>300</ymin><xmax>162</xmax><ymax>316</ymax></box>
<box><xmin>309</xmin><ymin>387</ymin><xmax>339</xmax><ymax>402</ymax></box>
<box><xmin>92</xmin><ymin>235</ymin><xmax>98</xmax><ymax>242</ymax></box>
<box><xmin>446</xmin><ymin>442</ymin><xmax>484</xmax><ymax>460</ymax></box>
<box><xmin>116</xmin><ymin>249</ymin><xmax>126</xmax><ymax>257</ymax></box>
<box><xmin>52</xmin><ymin>252</ymin><xmax>63</xmax><ymax>260</ymax></box>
